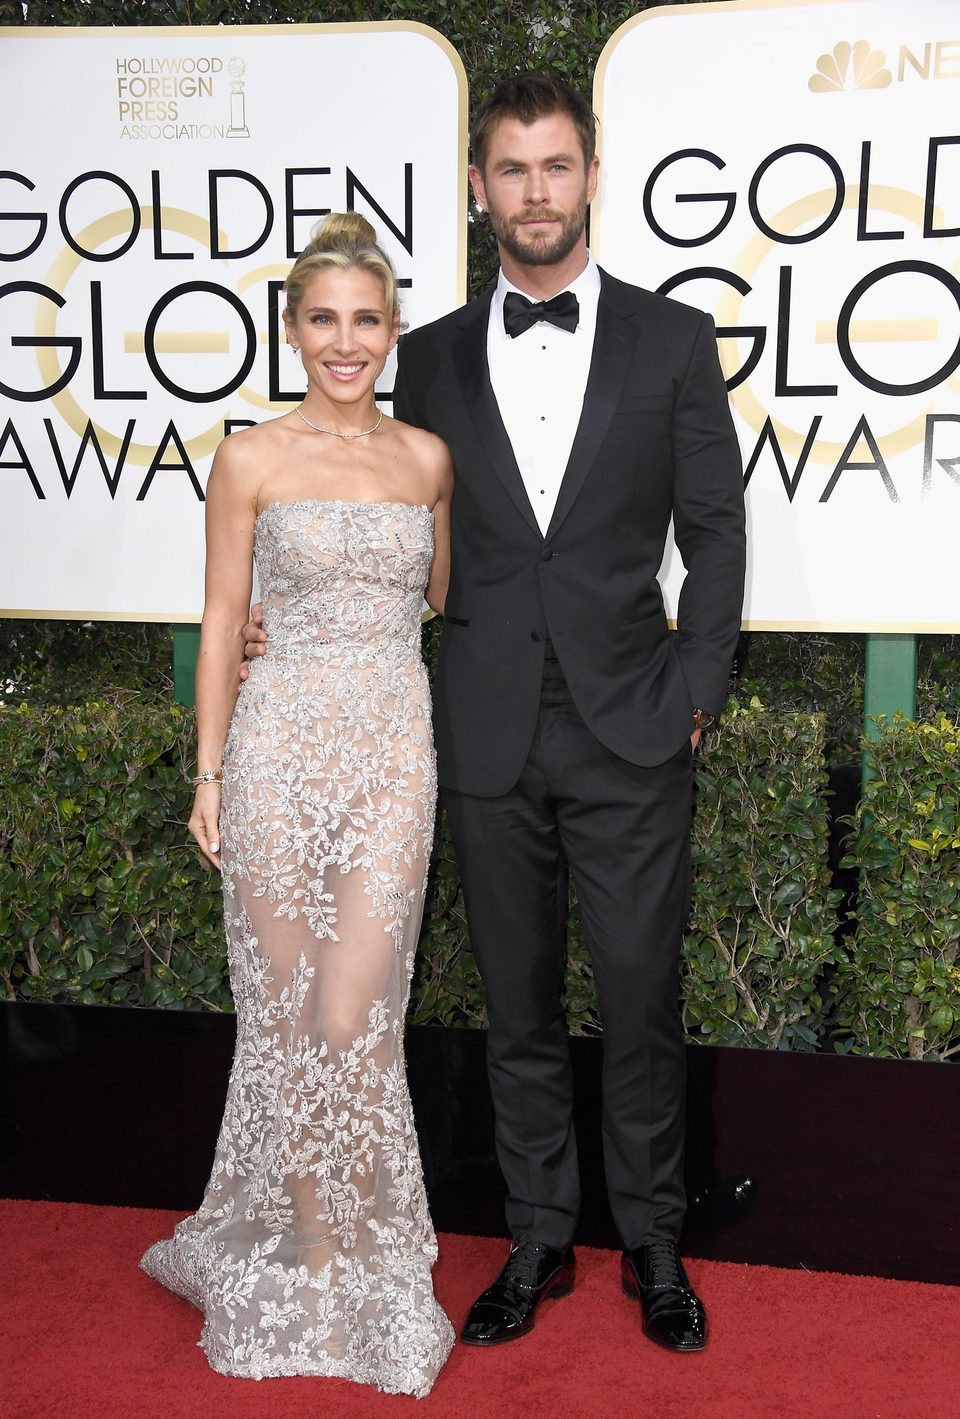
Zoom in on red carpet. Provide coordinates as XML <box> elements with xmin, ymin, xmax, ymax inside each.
<box><xmin>2</xmin><ymin>1200</ymin><xmax>956</xmax><ymax>1418</ymax></box>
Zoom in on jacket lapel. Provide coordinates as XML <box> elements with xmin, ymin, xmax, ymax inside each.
<box><xmin>545</xmin><ymin>275</ymin><xmax>639</xmax><ymax>540</ymax></box>
<box><xmin>451</xmin><ymin>290</ymin><xmax>543</xmax><ymax>539</ymax></box>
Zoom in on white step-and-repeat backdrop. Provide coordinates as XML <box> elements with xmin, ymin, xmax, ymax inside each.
<box><xmin>596</xmin><ymin>0</ymin><xmax>959</xmax><ymax>630</ymax></box>
<box><xmin>0</xmin><ymin>24</ymin><xmax>466</xmax><ymax>619</ymax></box>
<box><xmin>2</xmin><ymin>4</ymin><xmax>957</xmax><ymax>631</ymax></box>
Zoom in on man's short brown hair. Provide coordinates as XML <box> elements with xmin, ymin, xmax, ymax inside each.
<box><xmin>470</xmin><ymin>72</ymin><xmax>598</xmax><ymax>173</ymax></box>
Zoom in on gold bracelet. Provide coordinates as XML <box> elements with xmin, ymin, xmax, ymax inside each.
<box><xmin>191</xmin><ymin>769</ymin><xmax>223</xmax><ymax>786</ymax></box>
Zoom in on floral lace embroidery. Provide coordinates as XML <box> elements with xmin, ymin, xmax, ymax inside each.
<box><xmin>141</xmin><ymin>501</ymin><xmax>453</xmax><ymax>1397</ymax></box>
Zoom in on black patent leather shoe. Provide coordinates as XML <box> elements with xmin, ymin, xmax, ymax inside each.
<box><xmin>621</xmin><ymin>1240</ymin><xmax>707</xmax><ymax>1351</ymax></box>
<box><xmin>460</xmin><ymin>1237</ymin><xmax>575</xmax><ymax>1346</ymax></box>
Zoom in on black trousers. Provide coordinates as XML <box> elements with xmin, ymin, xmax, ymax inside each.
<box><xmin>443</xmin><ymin>645</ymin><xmax>693</xmax><ymax>1250</ymax></box>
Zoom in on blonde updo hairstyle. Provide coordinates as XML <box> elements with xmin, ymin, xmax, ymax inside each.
<box><xmin>283</xmin><ymin>212</ymin><xmax>401</xmax><ymax>330</ymax></box>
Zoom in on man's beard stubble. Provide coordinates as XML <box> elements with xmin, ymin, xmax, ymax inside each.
<box><xmin>486</xmin><ymin>191</ymin><xmax>588</xmax><ymax>268</ymax></box>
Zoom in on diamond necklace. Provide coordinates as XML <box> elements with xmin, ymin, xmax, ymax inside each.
<box><xmin>294</xmin><ymin>405</ymin><xmax>383</xmax><ymax>439</ymax></box>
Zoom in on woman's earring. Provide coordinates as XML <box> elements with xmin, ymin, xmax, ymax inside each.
<box><xmin>290</xmin><ymin>344</ymin><xmax>300</xmax><ymax>355</ymax></box>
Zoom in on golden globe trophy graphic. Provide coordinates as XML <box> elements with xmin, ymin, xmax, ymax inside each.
<box><xmin>227</xmin><ymin>57</ymin><xmax>249</xmax><ymax>138</ymax></box>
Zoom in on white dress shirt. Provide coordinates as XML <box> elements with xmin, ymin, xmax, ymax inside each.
<box><xmin>487</xmin><ymin>256</ymin><xmax>601</xmax><ymax>535</ymax></box>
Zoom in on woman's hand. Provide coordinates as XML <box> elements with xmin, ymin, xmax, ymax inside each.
<box><xmin>189</xmin><ymin>783</ymin><xmax>222</xmax><ymax>869</ymax></box>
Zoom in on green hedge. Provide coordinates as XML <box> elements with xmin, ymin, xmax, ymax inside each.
<box><xmin>682</xmin><ymin>700</ymin><xmax>842</xmax><ymax>1050</ymax></box>
<box><xmin>0</xmin><ymin>700</ymin><xmax>226</xmax><ymax>1009</ymax></box>
<box><xmin>3</xmin><ymin>660</ymin><xmax>957</xmax><ymax>1061</ymax></box>
<box><xmin>832</xmin><ymin>716</ymin><xmax>960</xmax><ymax>1062</ymax></box>
<box><xmin>3</xmin><ymin>696</ymin><xmax>846</xmax><ymax>1053</ymax></box>
<box><xmin>0</xmin><ymin>621</ymin><xmax>174</xmax><ymax>711</ymax></box>
<box><xmin>4</xmin><ymin>622</ymin><xmax>959</xmax><ymax>767</ymax></box>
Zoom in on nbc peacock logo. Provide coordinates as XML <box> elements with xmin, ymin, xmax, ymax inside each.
<box><xmin>808</xmin><ymin>40</ymin><xmax>893</xmax><ymax>92</ymax></box>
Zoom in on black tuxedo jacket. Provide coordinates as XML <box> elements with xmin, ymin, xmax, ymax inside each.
<box><xmin>393</xmin><ymin>268</ymin><xmax>746</xmax><ymax>798</ymax></box>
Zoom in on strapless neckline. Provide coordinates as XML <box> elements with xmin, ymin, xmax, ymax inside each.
<box><xmin>256</xmin><ymin>497</ymin><xmax>431</xmax><ymax>524</ymax></box>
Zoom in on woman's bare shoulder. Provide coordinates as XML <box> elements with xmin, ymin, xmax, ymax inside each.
<box><xmin>215</xmin><ymin>414</ymin><xmax>291</xmax><ymax>464</ymax></box>
<box><xmin>386</xmin><ymin>419</ymin><xmax>451</xmax><ymax>511</ymax></box>
<box><xmin>207</xmin><ymin>416</ymin><xmax>292</xmax><ymax>506</ymax></box>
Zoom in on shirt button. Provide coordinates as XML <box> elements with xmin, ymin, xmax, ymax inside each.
<box><xmin>540</xmin><ymin>415</ymin><xmax>546</xmax><ymax>421</ymax></box>
<box><xmin>530</xmin><ymin>631</ymin><xmax>543</xmax><ymax>642</ymax></box>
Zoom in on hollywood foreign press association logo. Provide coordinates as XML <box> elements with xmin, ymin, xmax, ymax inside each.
<box><xmin>808</xmin><ymin>40</ymin><xmax>893</xmax><ymax>92</ymax></box>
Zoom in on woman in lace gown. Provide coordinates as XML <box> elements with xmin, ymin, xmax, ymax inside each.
<box><xmin>141</xmin><ymin>214</ymin><xmax>455</xmax><ymax>1397</ymax></box>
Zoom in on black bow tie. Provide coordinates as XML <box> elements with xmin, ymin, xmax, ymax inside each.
<box><xmin>503</xmin><ymin>290</ymin><xmax>580</xmax><ymax>338</ymax></box>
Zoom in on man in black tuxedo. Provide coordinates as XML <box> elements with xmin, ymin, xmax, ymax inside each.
<box><xmin>392</xmin><ymin>73</ymin><xmax>745</xmax><ymax>1353</ymax></box>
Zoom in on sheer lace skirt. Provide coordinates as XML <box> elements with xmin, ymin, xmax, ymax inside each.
<box><xmin>141</xmin><ymin>644</ymin><xmax>454</xmax><ymax>1397</ymax></box>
